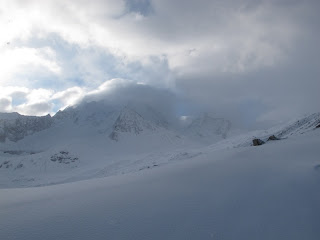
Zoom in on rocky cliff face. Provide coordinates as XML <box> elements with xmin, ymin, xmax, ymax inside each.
<box><xmin>274</xmin><ymin>112</ymin><xmax>320</xmax><ymax>137</ymax></box>
<box><xmin>0</xmin><ymin>101</ymin><xmax>234</xmax><ymax>145</ymax></box>
<box><xmin>109</xmin><ymin>107</ymin><xmax>156</xmax><ymax>141</ymax></box>
<box><xmin>0</xmin><ymin>113</ymin><xmax>53</xmax><ymax>142</ymax></box>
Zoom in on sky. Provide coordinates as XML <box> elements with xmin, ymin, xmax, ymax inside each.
<box><xmin>0</xmin><ymin>0</ymin><xmax>319</xmax><ymax>129</ymax></box>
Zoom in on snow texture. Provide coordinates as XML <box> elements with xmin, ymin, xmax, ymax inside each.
<box><xmin>0</xmin><ymin>129</ymin><xmax>320</xmax><ymax>239</ymax></box>
<box><xmin>0</xmin><ymin>102</ymin><xmax>320</xmax><ymax>239</ymax></box>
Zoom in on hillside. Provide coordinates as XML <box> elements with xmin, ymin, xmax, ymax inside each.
<box><xmin>0</xmin><ymin>123</ymin><xmax>319</xmax><ymax>240</ymax></box>
<box><xmin>0</xmin><ymin>102</ymin><xmax>319</xmax><ymax>188</ymax></box>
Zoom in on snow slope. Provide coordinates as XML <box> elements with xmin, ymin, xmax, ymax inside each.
<box><xmin>0</xmin><ymin>109</ymin><xmax>319</xmax><ymax>188</ymax></box>
<box><xmin>0</xmin><ymin>128</ymin><xmax>320</xmax><ymax>240</ymax></box>
<box><xmin>209</xmin><ymin>112</ymin><xmax>320</xmax><ymax>151</ymax></box>
<box><xmin>0</xmin><ymin>103</ymin><xmax>197</xmax><ymax>188</ymax></box>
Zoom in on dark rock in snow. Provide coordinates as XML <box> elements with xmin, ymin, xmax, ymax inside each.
<box><xmin>15</xmin><ymin>163</ymin><xmax>23</xmax><ymax>169</ymax></box>
<box><xmin>316</xmin><ymin>124</ymin><xmax>320</xmax><ymax>128</ymax></box>
<box><xmin>252</xmin><ymin>138</ymin><xmax>265</xmax><ymax>146</ymax></box>
<box><xmin>109</xmin><ymin>107</ymin><xmax>157</xmax><ymax>141</ymax></box>
<box><xmin>268</xmin><ymin>135</ymin><xmax>280</xmax><ymax>141</ymax></box>
<box><xmin>0</xmin><ymin>113</ymin><xmax>52</xmax><ymax>142</ymax></box>
<box><xmin>50</xmin><ymin>151</ymin><xmax>79</xmax><ymax>164</ymax></box>
<box><xmin>109</xmin><ymin>132</ymin><xmax>119</xmax><ymax>141</ymax></box>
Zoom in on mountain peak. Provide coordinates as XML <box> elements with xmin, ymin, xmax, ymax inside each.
<box><xmin>109</xmin><ymin>107</ymin><xmax>156</xmax><ymax>141</ymax></box>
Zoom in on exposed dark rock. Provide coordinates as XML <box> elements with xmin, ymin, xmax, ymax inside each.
<box><xmin>268</xmin><ymin>135</ymin><xmax>280</xmax><ymax>141</ymax></box>
<box><xmin>4</xmin><ymin>150</ymin><xmax>24</xmax><ymax>155</ymax></box>
<box><xmin>0</xmin><ymin>114</ymin><xmax>52</xmax><ymax>142</ymax></box>
<box><xmin>3</xmin><ymin>150</ymin><xmax>36</xmax><ymax>155</ymax></box>
<box><xmin>316</xmin><ymin>124</ymin><xmax>320</xmax><ymax>128</ymax></box>
<box><xmin>109</xmin><ymin>131</ymin><xmax>119</xmax><ymax>141</ymax></box>
<box><xmin>50</xmin><ymin>151</ymin><xmax>79</xmax><ymax>164</ymax></box>
<box><xmin>5</xmin><ymin>163</ymin><xmax>13</xmax><ymax>168</ymax></box>
<box><xmin>109</xmin><ymin>107</ymin><xmax>157</xmax><ymax>141</ymax></box>
<box><xmin>15</xmin><ymin>163</ymin><xmax>23</xmax><ymax>169</ymax></box>
<box><xmin>252</xmin><ymin>138</ymin><xmax>265</xmax><ymax>146</ymax></box>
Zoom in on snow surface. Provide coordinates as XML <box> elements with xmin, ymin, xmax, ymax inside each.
<box><xmin>1</xmin><ymin>128</ymin><xmax>320</xmax><ymax>239</ymax></box>
<box><xmin>0</xmin><ymin>104</ymin><xmax>320</xmax><ymax>239</ymax></box>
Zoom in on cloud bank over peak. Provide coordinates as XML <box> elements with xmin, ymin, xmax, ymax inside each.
<box><xmin>0</xmin><ymin>0</ymin><xmax>319</xmax><ymax>128</ymax></box>
<box><xmin>0</xmin><ymin>79</ymin><xmax>176</xmax><ymax>119</ymax></box>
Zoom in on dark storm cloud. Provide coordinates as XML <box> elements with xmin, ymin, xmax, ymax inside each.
<box><xmin>167</xmin><ymin>0</ymin><xmax>320</xmax><ymax>127</ymax></box>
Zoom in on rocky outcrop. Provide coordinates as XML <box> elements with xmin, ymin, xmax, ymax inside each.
<box><xmin>268</xmin><ymin>135</ymin><xmax>280</xmax><ymax>141</ymax></box>
<box><xmin>50</xmin><ymin>151</ymin><xmax>79</xmax><ymax>164</ymax></box>
<box><xmin>275</xmin><ymin>113</ymin><xmax>320</xmax><ymax>138</ymax></box>
<box><xmin>252</xmin><ymin>138</ymin><xmax>265</xmax><ymax>146</ymax></box>
<box><xmin>0</xmin><ymin>114</ymin><xmax>53</xmax><ymax>142</ymax></box>
<box><xmin>109</xmin><ymin>107</ymin><xmax>156</xmax><ymax>141</ymax></box>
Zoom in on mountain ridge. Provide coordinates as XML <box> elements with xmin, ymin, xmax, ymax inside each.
<box><xmin>0</xmin><ymin>105</ymin><xmax>319</xmax><ymax>188</ymax></box>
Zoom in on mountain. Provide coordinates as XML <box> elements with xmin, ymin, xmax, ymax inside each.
<box><xmin>109</xmin><ymin>107</ymin><xmax>157</xmax><ymax>141</ymax></box>
<box><xmin>0</xmin><ymin>101</ymin><xmax>232</xmax><ymax>147</ymax></box>
<box><xmin>0</xmin><ymin>101</ymin><xmax>195</xmax><ymax>187</ymax></box>
<box><xmin>274</xmin><ymin>112</ymin><xmax>320</xmax><ymax>137</ymax></box>
<box><xmin>0</xmin><ymin>113</ymin><xmax>52</xmax><ymax>142</ymax></box>
<box><xmin>1</xmin><ymin>99</ymin><xmax>319</xmax><ymax>189</ymax></box>
<box><xmin>209</xmin><ymin>112</ymin><xmax>320</xmax><ymax>151</ymax></box>
<box><xmin>183</xmin><ymin>113</ymin><xmax>231</xmax><ymax>144</ymax></box>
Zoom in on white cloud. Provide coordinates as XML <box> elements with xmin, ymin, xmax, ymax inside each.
<box><xmin>14</xmin><ymin>101</ymin><xmax>53</xmax><ymax>116</ymax></box>
<box><xmin>52</xmin><ymin>87</ymin><xmax>84</xmax><ymax>109</ymax></box>
<box><xmin>0</xmin><ymin>47</ymin><xmax>61</xmax><ymax>86</ymax></box>
<box><xmin>0</xmin><ymin>79</ymin><xmax>136</xmax><ymax>116</ymax></box>
<box><xmin>0</xmin><ymin>0</ymin><xmax>319</xmax><ymax>126</ymax></box>
<box><xmin>25</xmin><ymin>88</ymin><xmax>54</xmax><ymax>103</ymax></box>
<box><xmin>0</xmin><ymin>86</ymin><xmax>54</xmax><ymax>116</ymax></box>
<box><xmin>0</xmin><ymin>0</ymin><xmax>302</xmax><ymax>78</ymax></box>
<box><xmin>0</xmin><ymin>79</ymin><xmax>174</xmax><ymax>116</ymax></box>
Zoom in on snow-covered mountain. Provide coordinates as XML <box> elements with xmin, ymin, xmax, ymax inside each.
<box><xmin>0</xmin><ymin>101</ymin><xmax>196</xmax><ymax>187</ymax></box>
<box><xmin>0</xmin><ymin>99</ymin><xmax>319</xmax><ymax>188</ymax></box>
<box><xmin>209</xmin><ymin>112</ymin><xmax>320</xmax><ymax>151</ymax></box>
<box><xmin>0</xmin><ymin>113</ymin><xmax>52</xmax><ymax>142</ymax></box>
<box><xmin>109</xmin><ymin>107</ymin><xmax>157</xmax><ymax>141</ymax></box>
<box><xmin>183</xmin><ymin>113</ymin><xmax>231</xmax><ymax>143</ymax></box>
<box><xmin>0</xmin><ymin>101</ymin><xmax>230</xmax><ymax>148</ymax></box>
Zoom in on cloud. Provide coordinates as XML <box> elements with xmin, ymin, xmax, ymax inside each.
<box><xmin>1</xmin><ymin>0</ymin><xmax>302</xmax><ymax>72</ymax></box>
<box><xmin>0</xmin><ymin>46</ymin><xmax>61</xmax><ymax>86</ymax></box>
<box><xmin>1</xmin><ymin>0</ymin><xmax>315</xmax><ymax>76</ymax></box>
<box><xmin>51</xmin><ymin>87</ymin><xmax>84</xmax><ymax>111</ymax></box>
<box><xmin>0</xmin><ymin>0</ymin><xmax>319</xmax><ymax>128</ymax></box>
<box><xmin>82</xmin><ymin>78</ymin><xmax>176</xmax><ymax>113</ymax></box>
<box><xmin>0</xmin><ymin>79</ymin><xmax>175</xmax><ymax>117</ymax></box>
<box><xmin>14</xmin><ymin>102</ymin><xmax>53</xmax><ymax>116</ymax></box>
